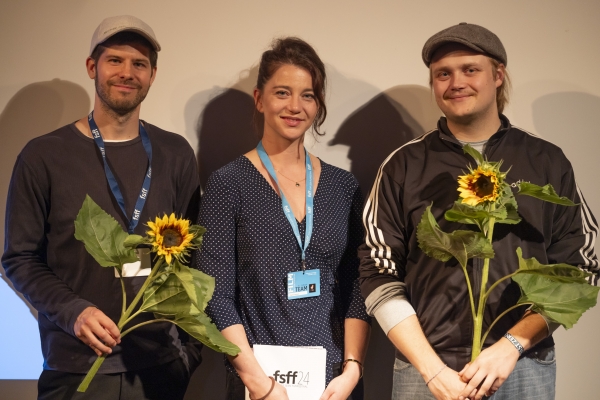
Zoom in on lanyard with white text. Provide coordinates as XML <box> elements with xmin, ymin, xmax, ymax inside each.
<box><xmin>88</xmin><ymin>111</ymin><xmax>152</xmax><ymax>234</ymax></box>
<box><xmin>257</xmin><ymin>141</ymin><xmax>314</xmax><ymax>271</ymax></box>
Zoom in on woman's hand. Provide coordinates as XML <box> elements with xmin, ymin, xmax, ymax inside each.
<box><xmin>319</xmin><ymin>361</ymin><xmax>361</xmax><ymax>400</ymax></box>
<box><xmin>267</xmin><ymin>381</ymin><xmax>290</xmax><ymax>400</ymax></box>
<box><xmin>221</xmin><ymin>325</ymin><xmax>290</xmax><ymax>399</ymax></box>
<box><xmin>249</xmin><ymin>376</ymin><xmax>289</xmax><ymax>400</ymax></box>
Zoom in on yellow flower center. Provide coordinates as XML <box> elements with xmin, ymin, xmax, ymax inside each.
<box><xmin>162</xmin><ymin>228</ymin><xmax>183</xmax><ymax>248</ymax></box>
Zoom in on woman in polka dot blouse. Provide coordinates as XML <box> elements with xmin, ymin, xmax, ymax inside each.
<box><xmin>196</xmin><ymin>37</ymin><xmax>370</xmax><ymax>400</ymax></box>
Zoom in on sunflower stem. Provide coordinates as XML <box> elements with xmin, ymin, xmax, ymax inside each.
<box><xmin>483</xmin><ymin>271</ymin><xmax>518</xmax><ymax>301</ymax></box>
<box><xmin>117</xmin><ymin>268</ymin><xmax>126</xmax><ymax>316</ymax></box>
<box><xmin>76</xmin><ymin>354</ymin><xmax>106</xmax><ymax>392</ymax></box>
<box><xmin>119</xmin><ymin>310</ymin><xmax>144</xmax><ymax>330</ymax></box>
<box><xmin>120</xmin><ymin>318</ymin><xmax>172</xmax><ymax>338</ymax></box>
<box><xmin>118</xmin><ymin>258</ymin><xmax>165</xmax><ymax>328</ymax></box>
<box><xmin>461</xmin><ymin>265</ymin><xmax>477</xmax><ymax>321</ymax></box>
<box><xmin>480</xmin><ymin>303</ymin><xmax>532</xmax><ymax>349</ymax></box>
<box><xmin>471</xmin><ymin>203</ymin><xmax>496</xmax><ymax>361</ymax></box>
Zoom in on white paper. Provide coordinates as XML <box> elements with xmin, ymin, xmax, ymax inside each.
<box><xmin>245</xmin><ymin>345</ymin><xmax>327</xmax><ymax>400</ymax></box>
<box><xmin>114</xmin><ymin>248</ymin><xmax>151</xmax><ymax>277</ymax></box>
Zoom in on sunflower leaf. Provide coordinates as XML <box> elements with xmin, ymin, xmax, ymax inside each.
<box><xmin>517</xmin><ymin>182</ymin><xmax>578</xmax><ymax>206</ymax></box>
<box><xmin>512</xmin><ymin>248</ymin><xmax>599</xmax><ymax>329</ymax></box>
<box><xmin>189</xmin><ymin>225</ymin><xmax>207</xmax><ymax>248</ymax></box>
<box><xmin>495</xmin><ymin>199</ymin><xmax>521</xmax><ymax>225</ymax></box>
<box><xmin>74</xmin><ymin>195</ymin><xmax>138</xmax><ymax>267</ymax></box>
<box><xmin>444</xmin><ymin>202</ymin><xmax>487</xmax><ymax>225</ymax></box>
<box><xmin>444</xmin><ymin>201</ymin><xmax>508</xmax><ymax>226</ymax></box>
<box><xmin>123</xmin><ymin>235</ymin><xmax>146</xmax><ymax>249</ymax></box>
<box><xmin>139</xmin><ymin>270</ymin><xmax>239</xmax><ymax>356</ymax></box>
<box><xmin>173</xmin><ymin>261</ymin><xmax>215</xmax><ymax>311</ymax></box>
<box><xmin>140</xmin><ymin>273</ymin><xmax>194</xmax><ymax>314</ymax></box>
<box><xmin>418</xmin><ymin>205</ymin><xmax>494</xmax><ymax>268</ymax></box>
<box><xmin>191</xmin><ymin>268</ymin><xmax>215</xmax><ymax>310</ymax></box>
<box><xmin>462</xmin><ymin>144</ymin><xmax>484</xmax><ymax>165</ymax></box>
<box><xmin>493</xmin><ymin>185</ymin><xmax>521</xmax><ymax>224</ymax></box>
<box><xmin>153</xmin><ymin>310</ymin><xmax>240</xmax><ymax>356</ymax></box>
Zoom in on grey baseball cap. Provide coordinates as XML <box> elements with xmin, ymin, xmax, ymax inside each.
<box><xmin>422</xmin><ymin>22</ymin><xmax>506</xmax><ymax>67</ymax></box>
<box><xmin>89</xmin><ymin>15</ymin><xmax>161</xmax><ymax>56</ymax></box>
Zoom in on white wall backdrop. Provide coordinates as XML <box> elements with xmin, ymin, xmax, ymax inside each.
<box><xmin>1</xmin><ymin>1</ymin><xmax>599</xmax><ymax>399</ymax></box>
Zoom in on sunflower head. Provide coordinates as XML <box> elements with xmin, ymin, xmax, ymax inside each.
<box><xmin>457</xmin><ymin>164</ymin><xmax>502</xmax><ymax>206</ymax></box>
<box><xmin>147</xmin><ymin>213</ymin><xmax>199</xmax><ymax>265</ymax></box>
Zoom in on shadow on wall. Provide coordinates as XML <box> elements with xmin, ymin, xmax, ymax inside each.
<box><xmin>184</xmin><ymin>69</ymin><xmax>260</xmax><ymax>400</ymax></box>
<box><xmin>330</xmin><ymin>84</ymin><xmax>441</xmax><ymax>196</ymax></box>
<box><xmin>0</xmin><ymin>79</ymin><xmax>91</xmax><ymax>319</ymax></box>
<box><xmin>529</xmin><ymin>91</ymin><xmax>600</xmax><ymax>400</ymax></box>
<box><xmin>328</xmin><ymin>84</ymin><xmax>440</xmax><ymax>399</ymax></box>
<box><xmin>186</xmin><ymin>83</ymin><xmax>441</xmax><ymax>399</ymax></box>
<box><xmin>186</xmin><ymin>67</ymin><xmax>260</xmax><ymax>191</ymax></box>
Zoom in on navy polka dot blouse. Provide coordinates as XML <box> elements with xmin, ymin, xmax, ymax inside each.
<box><xmin>195</xmin><ymin>155</ymin><xmax>369</xmax><ymax>383</ymax></box>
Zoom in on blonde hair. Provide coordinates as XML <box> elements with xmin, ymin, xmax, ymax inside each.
<box><xmin>490</xmin><ymin>58</ymin><xmax>511</xmax><ymax>114</ymax></box>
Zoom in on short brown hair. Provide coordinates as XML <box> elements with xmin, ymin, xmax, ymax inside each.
<box><xmin>254</xmin><ymin>37</ymin><xmax>327</xmax><ymax>136</ymax></box>
<box><xmin>90</xmin><ymin>31</ymin><xmax>158</xmax><ymax>70</ymax></box>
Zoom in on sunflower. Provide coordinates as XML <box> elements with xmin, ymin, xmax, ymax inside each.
<box><xmin>457</xmin><ymin>165</ymin><xmax>501</xmax><ymax>206</ymax></box>
<box><xmin>147</xmin><ymin>214</ymin><xmax>196</xmax><ymax>265</ymax></box>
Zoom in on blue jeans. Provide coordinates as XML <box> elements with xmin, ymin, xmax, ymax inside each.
<box><xmin>392</xmin><ymin>347</ymin><xmax>556</xmax><ymax>400</ymax></box>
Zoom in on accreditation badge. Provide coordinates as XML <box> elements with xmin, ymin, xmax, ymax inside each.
<box><xmin>287</xmin><ymin>269</ymin><xmax>320</xmax><ymax>300</ymax></box>
<box><xmin>245</xmin><ymin>345</ymin><xmax>327</xmax><ymax>400</ymax></box>
<box><xmin>115</xmin><ymin>247</ymin><xmax>151</xmax><ymax>277</ymax></box>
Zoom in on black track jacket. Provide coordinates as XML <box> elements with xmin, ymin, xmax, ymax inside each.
<box><xmin>358</xmin><ymin>115</ymin><xmax>599</xmax><ymax>370</ymax></box>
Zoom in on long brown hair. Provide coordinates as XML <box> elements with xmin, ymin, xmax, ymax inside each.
<box><xmin>254</xmin><ymin>37</ymin><xmax>327</xmax><ymax>136</ymax></box>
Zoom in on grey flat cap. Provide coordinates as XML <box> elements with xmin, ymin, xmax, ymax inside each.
<box><xmin>422</xmin><ymin>22</ymin><xmax>506</xmax><ymax>67</ymax></box>
<box><xmin>90</xmin><ymin>15</ymin><xmax>161</xmax><ymax>56</ymax></box>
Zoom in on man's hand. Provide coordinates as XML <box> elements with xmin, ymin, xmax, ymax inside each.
<box><xmin>457</xmin><ymin>338</ymin><xmax>520</xmax><ymax>400</ymax></box>
<box><xmin>319</xmin><ymin>360</ymin><xmax>361</xmax><ymax>400</ymax></box>
<box><xmin>74</xmin><ymin>306</ymin><xmax>121</xmax><ymax>356</ymax></box>
<box><xmin>426</xmin><ymin>366</ymin><xmax>469</xmax><ymax>400</ymax></box>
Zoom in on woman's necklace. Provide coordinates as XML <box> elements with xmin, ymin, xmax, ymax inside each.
<box><xmin>275</xmin><ymin>169</ymin><xmax>306</xmax><ymax>187</ymax></box>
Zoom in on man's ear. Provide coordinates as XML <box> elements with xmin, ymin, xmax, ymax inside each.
<box><xmin>494</xmin><ymin>64</ymin><xmax>506</xmax><ymax>88</ymax></box>
<box><xmin>150</xmin><ymin>66</ymin><xmax>157</xmax><ymax>86</ymax></box>
<box><xmin>86</xmin><ymin>56</ymin><xmax>97</xmax><ymax>79</ymax></box>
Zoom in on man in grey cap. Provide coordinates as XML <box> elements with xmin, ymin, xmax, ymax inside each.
<box><xmin>2</xmin><ymin>15</ymin><xmax>201</xmax><ymax>398</ymax></box>
<box><xmin>358</xmin><ymin>22</ymin><xmax>598</xmax><ymax>400</ymax></box>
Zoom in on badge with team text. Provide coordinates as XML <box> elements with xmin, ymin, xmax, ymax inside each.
<box><xmin>287</xmin><ymin>269</ymin><xmax>320</xmax><ymax>300</ymax></box>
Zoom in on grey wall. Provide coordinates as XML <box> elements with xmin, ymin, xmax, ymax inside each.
<box><xmin>1</xmin><ymin>1</ymin><xmax>599</xmax><ymax>399</ymax></box>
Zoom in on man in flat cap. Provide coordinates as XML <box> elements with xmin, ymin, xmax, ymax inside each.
<box><xmin>2</xmin><ymin>15</ymin><xmax>201</xmax><ymax>398</ymax></box>
<box><xmin>358</xmin><ymin>23</ymin><xmax>598</xmax><ymax>399</ymax></box>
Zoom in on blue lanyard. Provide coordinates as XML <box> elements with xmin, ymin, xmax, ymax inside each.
<box><xmin>257</xmin><ymin>141</ymin><xmax>314</xmax><ymax>271</ymax></box>
<box><xmin>88</xmin><ymin>112</ymin><xmax>152</xmax><ymax>234</ymax></box>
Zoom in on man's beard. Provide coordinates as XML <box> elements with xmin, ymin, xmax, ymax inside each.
<box><xmin>95</xmin><ymin>77</ymin><xmax>149</xmax><ymax>117</ymax></box>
